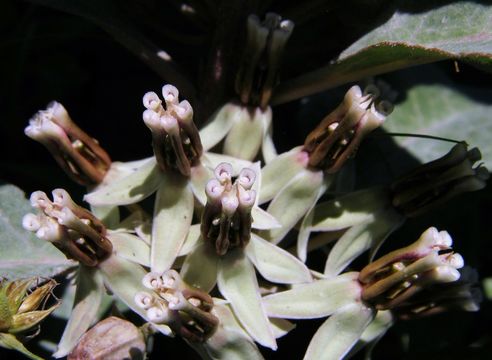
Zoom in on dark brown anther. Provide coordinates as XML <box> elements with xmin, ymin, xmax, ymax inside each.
<box><xmin>25</xmin><ymin>102</ymin><xmax>111</xmax><ymax>186</ymax></box>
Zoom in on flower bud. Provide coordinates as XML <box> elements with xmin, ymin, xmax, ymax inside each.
<box><xmin>25</xmin><ymin>101</ymin><xmax>111</xmax><ymax>186</ymax></box>
<box><xmin>235</xmin><ymin>13</ymin><xmax>294</xmax><ymax>109</ymax></box>
<box><xmin>391</xmin><ymin>143</ymin><xmax>489</xmax><ymax>217</ymax></box>
<box><xmin>142</xmin><ymin>84</ymin><xmax>203</xmax><ymax>177</ymax></box>
<box><xmin>68</xmin><ymin>317</ymin><xmax>146</xmax><ymax>360</ymax></box>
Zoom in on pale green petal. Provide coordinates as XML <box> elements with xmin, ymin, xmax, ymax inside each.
<box><xmin>90</xmin><ymin>205</ymin><xmax>120</xmax><ymax>229</ymax></box>
<box><xmin>202</xmin><ymin>152</ymin><xmax>253</xmax><ymax>176</ymax></box>
<box><xmin>348</xmin><ymin>310</ymin><xmax>394</xmax><ymax>359</ymax></box>
<box><xmin>303</xmin><ymin>303</ymin><xmax>374</xmax><ymax>360</ymax></box>
<box><xmin>84</xmin><ymin>158</ymin><xmax>163</xmax><ymax>206</ymax></box>
<box><xmin>151</xmin><ymin>176</ymin><xmax>194</xmax><ymax>273</ymax></box>
<box><xmin>262</xmin><ymin>272</ymin><xmax>361</xmax><ymax>319</ymax></box>
<box><xmin>181</xmin><ymin>242</ymin><xmax>218</xmax><ymax>293</ymax></box>
<box><xmin>178</xmin><ymin>224</ymin><xmax>202</xmax><ymax>256</ymax></box>
<box><xmin>324</xmin><ymin>209</ymin><xmax>405</xmax><ymax>277</ymax></box>
<box><xmin>98</xmin><ymin>255</ymin><xmax>172</xmax><ymax>336</ymax></box>
<box><xmin>260</xmin><ymin>107</ymin><xmax>277</xmax><ymax>164</ymax></box>
<box><xmin>261</xmin><ymin>169</ymin><xmax>327</xmax><ymax>244</ymax></box>
<box><xmin>190</xmin><ymin>163</ymin><xmax>214</xmax><ymax>205</ymax></box>
<box><xmin>270</xmin><ymin>318</ymin><xmax>295</xmax><ymax>339</ymax></box>
<box><xmin>246</xmin><ymin>234</ymin><xmax>312</xmax><ymax>284</ymax></box>
<box><xmin>0</xmin><ymin>333</ymin><xmax>43</xmax><ymax>360</ymax></box>
<box><xmin>259</xmin><ymin>146</ymin><xmax>307</xmax><ymax>204</ymax></box>
<box><xmin>200</xmin><ymin>103</ymin><xmax>238</xmax><ymax>151</ymax></box>
<box><xmin>223</xmin><ymin>108</ymin><xmax>264</xmax><ymax>160</ymax></box>
<box><xmin>196</xmin><ymin>303</ymin><xmax>265</xmax><ymax>360</ymax></box>
<box><xmin>251</xmin><ymin>207</ymin><xmax>281</xmax><ymax>230</ymax></box>
<box><xmin>107</xmin><ymin>232</ymin><xmax>150</xmax><ymax>267</ymax></box>
<box><xmin>217</xmin><ymin>250</ymin><xmax>277</xmax><ymax>350</ymax></box>
<box><xmin>309</xmin><ymin>187</ymin><xmax>389</xmax><ymax>232</ymax></box>
<box><xmin>54</xmin><ymin>266</ymin><xmax>104</xmax><ymax>358</ymax></box>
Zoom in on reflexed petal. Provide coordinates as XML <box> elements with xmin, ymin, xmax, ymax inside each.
<box><xmin>223</xmin><ymin>108</ymin><xmax>264</xmax><ymax>160</ymax></box>
<box><xmin>217</xmin><ymin>250</ymin><xmax>277</xmax><ymax>350</ymax></box>
<box><xmin>181</xmin><ymin>242</ymin><xmax>219</xmax><ymax>293</ymax></box>
<box><xmin>324</xmin><ymin>209</ymin><xmax>405</xmax><ymax>277</ymax></box>
<box><xmin>263</xmin><ymin>272</ymin><xmax>361</xmax><ymax>319</ymax></box>
<box><xmin>202</xmin><ymin>152</ymin><xmax>253</xmax><ymax>176</ymax></box>
<box><xmin>259</xmin><ymin>146</ymin><xmax>307</xmax><ymax>204</ymax></box>
<box><xmin>178</xmin><ymin>224</ymin><xmax>202</xmax><ymax>256</ymax></box>
<box><xmin>261</xmin><ymin>169</ymin><xmax>327</xmax><ymax>244</ymax></box>
<box><xmin>98</xmin><ymin>255</ymin><xmax>172</xmax><ymax>336</ymax></box>
<box><xmin>309</xmin><ymin>187</ymin><xmax>389</xmax><ymax>232</ymax></box>
<box><xmin>90</xmin><ymin>205</ymin><xmax>120</xmax><ymax>229</ymax></box>
<box><xmin>54</xmin><ymin>266</ymin><xmax>104</xmax><ymax>358</ymax></box>
<box><xmin>270</xmin><ymin>318</ymin><xmax>295</xmax><ymax>339</ymax></box>
<box><xmin>107</xmin><ymin>232</ymin><xmax>150</xmax><ymax>267</ymax></box>
<box><xmin>259</xmin><ymin>108</ymin><xmax>277</xmax><ymax>163</ymax></box>
<box><xmin>200</xmin><ymin>103</ymin><xmax>238</xmax><ymax>151</ymax></box>
<box><xmin>151</xmin><ymin>176</ymin><xmax>193</xmax><ymax>273</ymax></box>
<box><xmin>251</xmin><ymin>207</ymin><xmax>281</xmax><ymax>230</ymax></box>
<box><xmin>190</xmin><ymin>163</ymin><xmax>214</xmax><ymax>205</ymax></box>
<box><xmin>195</xmin><ymin>303</ymin><xmax>264</xmax><ymax>360</ymax></box>
<box><xmin>245</xmin><ymin>234</ymin><xmax>312</xmax><ymax>284</ymax></box>
<box><xmin>347</xmin><ymin>310</ymin><xmax>394</xmax><ymax>358</ymax></box>
<box><xmin>84</xmin><ymin>158</ymin><xmax>163</xmax><ymax>206</ymax></box>
<box><xmin>303</xmin><ymin>303</ymin><xmax>374</xmax><ymax>360</ymax></box>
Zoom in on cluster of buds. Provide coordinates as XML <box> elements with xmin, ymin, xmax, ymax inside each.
<box><xmin>135</xmin><ymin>270</ymin><xmax>218</xmax><ymax>342</ymax></box>
<box><xmin>235</xmin><ymin>13</ymin><xmax>294</xmax><ymax>109</ymax></box>
<box><xmin>25</xmin><ymin>102</ymin><xmax>111</xmax><ymax>186</ymax></box>
<box><xmin>142</xmin><ymin>84</ymin><xmax>203</xmax><ymax>176</ymax></box>
<box><xmin>303</xmin><ymin>84</ymin><xmax>393</xmax><ymax>173</ymax></box>
<box><xmin>359</xmin><ymin>227</ymin><xmax>465</xmax><ymax>311</ymax></box>
<box><xmin>201</xmin><ymin>163</ymin><xmax>256</xmax><ymax>255</ymax></box>
<box><xmin>391</xmin><ymin>143</ymin><xmax>490</xmax><ymax>217</ymax></box>
<box><xmin>0</xmin><ymin>278</ymin><xmax>58</xmax><ymax>335</ymax></box>
<box><xmin>22</xmin><ymin>189</ymin><xmax>112</xmax><ymax>267</ymax></box>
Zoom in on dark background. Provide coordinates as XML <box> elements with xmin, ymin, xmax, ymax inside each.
<box><xmin>1</xmin><ymin>0</ymin><xmax>492</xmax><ymax>359</ymax></box>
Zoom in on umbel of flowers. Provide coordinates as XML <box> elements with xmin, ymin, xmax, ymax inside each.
<box><xmin>11</xmin><ymin>75</ymin><xmax>485</xmax><ymax>360</ymax></box>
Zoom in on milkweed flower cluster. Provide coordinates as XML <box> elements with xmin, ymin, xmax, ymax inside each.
<box><xmin>11</xmin><ymin>10</ymin><xmax>488</xmax><ymax>360</ymax></box>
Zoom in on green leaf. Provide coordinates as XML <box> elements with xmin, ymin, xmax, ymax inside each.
<box><xmin>0</xmin><ymin>184</ymin><xmax>73</xmax><ymax>278</ymax></box>
<box><xmin>303</xmin><ymin>303</ymin><xmax>374</xmax><ymax>360</ymax></box>
<box><xmin>383</xmin><ymin>82</ymin><xmax>492</xmax><ymax>168</ymax></box>
<box><xmin>273</xmin><ymin>1</ymin><xmax>492</xmax><ymax>104</ymax></box>
<box><xmin>0</xmin><ymin>333</ymin><xmax>44</xmax><ymax>360</ymax></box>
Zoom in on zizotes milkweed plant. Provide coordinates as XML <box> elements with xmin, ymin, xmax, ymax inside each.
<box><xmin>4</xmin><ymin>5</ymin><xmax>491</xmax><ymax>360</ymax></box>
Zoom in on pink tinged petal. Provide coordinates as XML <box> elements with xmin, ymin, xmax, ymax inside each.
<box><xmin>262</xmin><ymin>272</ymin><xmax>361</xmax><ymax>319</ymax></box>
<box><xmin>190</xmin><ymin>163</ymin><xmax>214</xmax><ymax>205</ymax></box>
<box><xmin>324</xmin><ymin>208</ymin><xmax>405</xmax><ymax>277</ymax></box>
<box><xmin>261</xmin><ymin>169</ymin><xmax>328</xmax><ymax>244</ymax></box>
<box><xmin>223</xmin><ymin>107</ymin><xmax>264</xmax><ymax>161</ymax></box>
<box><xmin>84</xmin><ymin>158</ymin><xmax>163</xmax><ymax>206</ymax></box>
<box><xmin>259</xmin><ymin>146</ymin><xmax>308</xmax><ymax>204</ymax></box>
<box><xmin>245</xmin><ymin>234</ymin><xmax>312</xmax><ymax>284</ymax></box>
<box><xmin>54</xmin><ymin>266</ymin><xmax>104</xmax><ymax>358</ymax></box>
<box><xmin>303</xmin><ymin>303</ymin><xmax>374</xmax><ymax>360</ymax></box>
<box><xmin>98</xmin><ymin>255</ymin><xmax>172</xmax><ymax>336</ymax></box>
<box><xmin>151</xmin><ymin>175</ymin><xmax>193</xmax><ymax>273</ymax></box>
<box><xmin>199</xmin><ymin>103</ymin><xmax>238</xmax><ymax>151</ymax></box>
<box><xmin>217</xmin><ymin>250</ymin><xmax>277</xmax><ymax>350</ymax></box>
<box><xmin>107</xmin><ymin>232</ymin><xmax>150</xmax><ymax>267</ymax></box>
<box><xmin>180</xmin><ymin>242</ymin><xmax>219</xmax><ymax>293</ymax></box>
